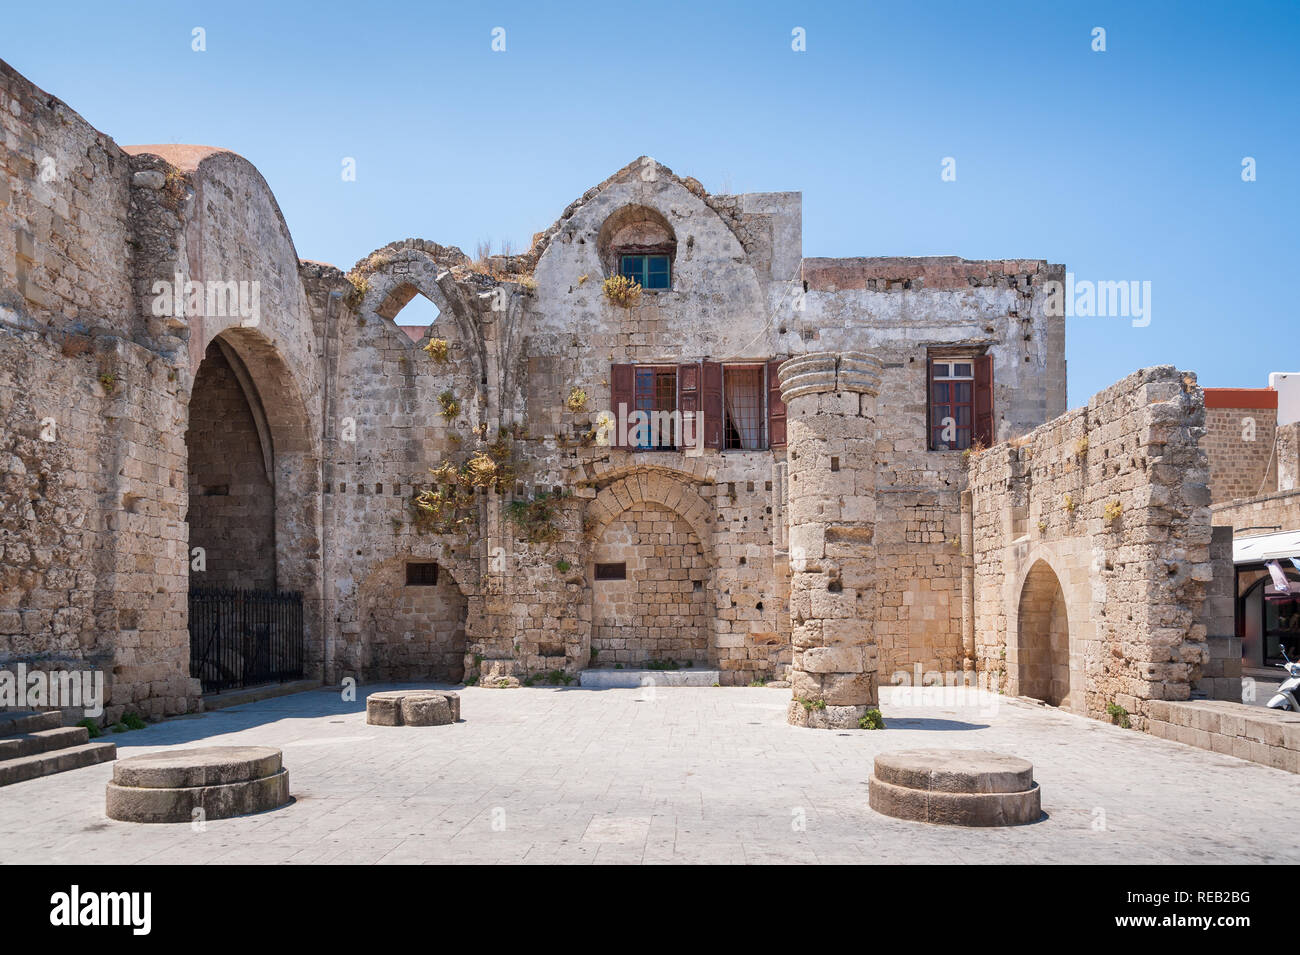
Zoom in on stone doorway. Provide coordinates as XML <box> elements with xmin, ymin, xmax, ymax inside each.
<box><xmin>186</xmin><ymin>338</ymin><xmax>276</xmax><ymax>589</ymax></box>
<box><xmin>590</xmin><ymin>501</ymin><xmax>711</xmax><ymax>667</ymax></box>
<box><xmin>356</xmin><ymin>559</ymin><xmax>469</xmax><ymax>683</ymax></box>
<box><xmin>184</xmin><ymin>328</ymin><xmax>321</xmax><ymax>685</ymax></box>
<box><xmin>1016</xmin><ymin>559</ymin><xmax>1072</xmax><ymax>708</ymax></box>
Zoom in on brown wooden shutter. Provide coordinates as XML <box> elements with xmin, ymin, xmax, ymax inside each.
<box><xmin>610</xmin><ymin>363</ymin><xmax>634</xmax><ymax>449</ymax></box>
<box><xmin>767</xmin><ymin>357</ymin><xmax>787</xmax><ymax>449</ymax></box>
<box><xmin>702</xmin><ymin>361</ymin><xmax>723</xmax><ymax>449</ymax></box>
<box><xmin>678</xmin><ymin>362</ymin><xmax>700</xmax><ymax>449</ymax></box>
<box><xmin>926</xmin><ymin>356</ymin><xmax>936</xmax><ymax>451</ymax></box>
<box><xmin>974</xmin><ymin>354</ymin><xmax>994</xmax><ymax>448</ymax></box>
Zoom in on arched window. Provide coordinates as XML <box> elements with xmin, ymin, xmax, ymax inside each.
<box><xmin>597</xmin><ymin>205</ymin><xmax>677</xmax><ymax>291</ymax></box>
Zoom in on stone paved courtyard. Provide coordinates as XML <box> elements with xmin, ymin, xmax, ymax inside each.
<box><xmin>2</xmin><ymin>685</ymin><xmax>1296</xmax><ymax>865</ymax></box>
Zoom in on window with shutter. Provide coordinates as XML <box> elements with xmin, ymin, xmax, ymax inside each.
<box><xmin>678</xmin><ymin>362</ymin><xmax>701</xmax><ymax>448</ymax></box>
<box><xmin>927</xmin><ymin>356</ymin><xmax>976</xmax><ymax>451</ymax></box>
<box><xmin>610</xmin><ymin>363</ymin><xmax>634</xmax><ymax>449</ymax></box>
<box><xmin>701</xmin><ymin>361</ymin><xmax>723</xmax><ymax>449</ymax></box>
<box><xmin>767</xmin><ymin>358</ymin><xmax>787</xmax><ymax>449</ymax></box>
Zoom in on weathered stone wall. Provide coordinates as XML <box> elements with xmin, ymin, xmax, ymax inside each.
<box><xmin>799</xmin><ymin>257</ymin><xmax>1065</xmax><ymax>678</ymax></box>
<box><xmin>969</xmin><ymin>366</ymin><xmax>1214</xmax><ymax>726</ymax></box>
<box><xmin>2</xmin><ymin>53</ymin><xmax>1077</xmax><ymax>714</ymax></box>
<box><xmin>1203</xmin><ymin>401</ymin><xmax>1276</xmax><ymax>503</ymax></box>
<box><xmin>1195</xmin><ymin>526</ymin><xmax>1241</xmax><ymax>702</ymax></box>
<box><xmin>0</xmin><ymin>60</ymin><xmax>200</xmax><ymax>720</ymax></box>
<box><xmin>354</xmin><ymin>557</ymin><xmax>468</xmax><ymax>682</ymax></box>
<box><xmin>591</xmin><ymin>501</ymin><xmax>710</xmax><ymax>665</ymax></box>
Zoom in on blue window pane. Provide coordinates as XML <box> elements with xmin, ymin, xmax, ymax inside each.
<box><xmin>645</xmin><ymin>256</ymin><xmax>670</xmax><ymax>289</ymax></box>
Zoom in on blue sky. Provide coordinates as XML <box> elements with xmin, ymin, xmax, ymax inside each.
<box><xmin>5</xmin><ymin>0</ymin><xmax>1297</xmax><ymax>405</ymax></box>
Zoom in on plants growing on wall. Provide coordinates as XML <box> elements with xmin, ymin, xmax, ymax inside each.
<box><xmin>437</xmin><ymin>389</ymin><xmax>460</xmax><ymax>420</ymax></box>
<box><xmin>506</xmin><ymin>489</ymin><xmax>568</xmax><ymax>544</ymax></box>
<box><xmin>423</xmin><ymin>338</ymin><xmax>450</xmax><ymax>363</ymax></box>
<box><xmin>601</xmin><ymin>274</ymin><xmax>641</xmax><ymax>308</ymax></box>
<box><xmin>565</xmin><ymin>386</ymin><xmax>588</xmax><ymax>413</ymax></box>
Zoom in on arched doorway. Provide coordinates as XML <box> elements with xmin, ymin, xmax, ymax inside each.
<box><xmin>355</xmin><ymin>558</ymin><xmax>469</xmax><ymax>682</ymax></box>
<box><xmin>186</xmin><ymin>338</ymin><xmax>276</xmax><ymax>588</ymax></box>
<box><xmin>184</xmin><ymin>329</ymin><xmax>320</xmax><ymax>692</ymax></box>
<box><xmin>1016</xmin><ymin>559</ymin><xmax>1072</xmax><ymax>707</ymax></box>
<box><xmin>590</xmin><ymin>501</ymin><xmax>711</xmax><ymax>667</ymax></box>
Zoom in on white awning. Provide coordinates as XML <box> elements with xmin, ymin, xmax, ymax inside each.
<box><xmin>1234</xmin><ymin>529</ymin><xmax>1300</xmax><ymax>565</ymax></box>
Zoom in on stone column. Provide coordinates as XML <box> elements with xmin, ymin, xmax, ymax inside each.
<box><xmin>779</xmin><ymin>352</ymin><xmax>882</xmax><ymax>729</ymax></box>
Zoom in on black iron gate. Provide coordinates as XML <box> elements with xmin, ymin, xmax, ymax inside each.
<box><xmin>189</xmin><ymin>588</ymin><xmax>304</xmax><ymax>693</ymax></box>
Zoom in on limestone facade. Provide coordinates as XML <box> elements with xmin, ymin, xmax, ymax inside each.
<box><xmin>0</xmin><ymin>58</ymin><xmax>1222</xmax><ymax>729</ymax></box>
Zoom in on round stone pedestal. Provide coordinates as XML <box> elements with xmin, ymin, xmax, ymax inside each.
<box><xmin>106</xmin><ymin>746</ymin><xmax>290</xmax><ymax>823</ymax></box>
<box><xmin>868</xmin><ymin>749</ymin><xmax>1042</xmax><ymax>826</ymax></box>
<box><xmin>366</xmin><ymin>690</ymin><xmax>461</xmax><ymax>726</ymax></box>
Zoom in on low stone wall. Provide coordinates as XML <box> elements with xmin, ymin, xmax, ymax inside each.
<box><xmin>1147</xmin><ymin>700</ymin><xmax>1300</xmax><ymax>774</ymax></box>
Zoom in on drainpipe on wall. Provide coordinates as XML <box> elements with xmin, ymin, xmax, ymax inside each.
<box><xmin>960</xmin><ymin>489</ymin><xmax>976</xmax><ymax>672</ymax></box>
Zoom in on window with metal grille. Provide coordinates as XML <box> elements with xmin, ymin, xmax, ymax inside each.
<box><xmin>722</xmin><ymin>365</ymin><xmax>766</xmax><ymax>450</ymax></box>
<box><xmin>594</xmin><ymin>562</ymin><xmax>627</xmax><ymax>581</ymax></box>
<box><xmin>405</xmin><ymin>562</ymin><xmax>439</xmax><ymax>586</ymax></box>
<box><xmin>620</xmin><ymin>254</ymin><xmax>671</xmax><ymax>290</ymax></box>
<box><xmin>929</xmin><ymin>359</ymin><xmax>974</xmax><ymax>451</ymax></box>
<box><xmin>633</xmin><ymin>366</ymin><xmax>678</xmax><ymax>450</ymax></box>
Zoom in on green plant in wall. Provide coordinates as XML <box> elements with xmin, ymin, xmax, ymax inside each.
<box><xmin>1103</xmin><ymin>499</ymin><xmax>1123</xmax><ymax>524</ymax></box>
<box><xmin>1063</xmin><ymin>493</ymin><xmax>1076</xmax><ymax>514</ymax></box>
<box><xmin>423</xmin><ymin>338</ymin><xmax>450</xmax><ymax>363</ymax></box>
<box><xmin>99</xmin><ymin>373</ymin><xmax>117</xmax><ymax>393</ymax></box>
<box><xmin>601</xmin><ymin>274</ymin><xmax>642</xmax><ymax>308</ymax></box>
<box><xmin>555</xmin><ymin>559</ymin><xmax>572</xmax><ymax>574</ymax></box>
<box><xmin>1074</xmin><ymin>436</ymin><xmax>1090</xmax><ymax>457</ymax></box>
<box><xmin>1106</xmin><ymin>702</ymin><xmax>1131</xmax><ymax>729</ymax></box>
<box><xmin>858</xmin><ymin>708</ymin><xmax>886</xmax><ymax>730</ymax></box>
<box><xmin>1037</xmin><ymin>519</ymin><xmax>1048</xmax><ymax>534</ymax></box>
<box><xmin>437</xmin><ymin>390</ymin><xmax>460</xmax><ymax>420</ymax></box>
<box><xmin>506</xmin><ymin>489</ymin><xmax>568</xmax><ymax>544</ymax></box>
<box><xmin>799</xmin><ymin>697</ymin><xmax>827</xmax><ymax>711</ymax></box>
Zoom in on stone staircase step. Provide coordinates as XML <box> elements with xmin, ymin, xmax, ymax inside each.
<box><xmin>0</xmin><ymin>741</ymin><xmax>117</xmax><ymax>787</ymax></box>
<box><xmin>0</xmin><ymin>710</ymin><xmax>63</xmax><ymax>736</ymax></box>
<box><xmin>0</xmin><ymin>726</ymin><xmax>90</xmax><ymax>761</ymax></box>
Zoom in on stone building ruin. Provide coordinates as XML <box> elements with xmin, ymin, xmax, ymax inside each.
<box><xmin>0</xmin><ymin>58</ymin><xmax>1231</xmax><ymax>733</ymax></box>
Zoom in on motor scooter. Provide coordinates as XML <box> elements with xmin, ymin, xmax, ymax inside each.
<box><xmin>1265</xmin><ymin>646</ymin><xmax>1300</xmax><ymax>711</ymax></box>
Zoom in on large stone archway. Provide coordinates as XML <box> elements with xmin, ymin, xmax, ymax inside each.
<box><xmin>184</xmin><ymin>325</ymin><xmax>323</xmax><ymax>684</ymax></box>
<box><xmin>1014</xmin><ymin>559</ymin><xmax>1074</xmax><ymax>709</ymax></box>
